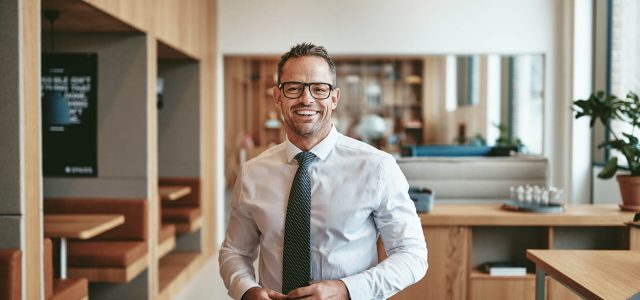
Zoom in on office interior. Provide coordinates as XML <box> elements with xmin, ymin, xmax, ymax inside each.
<box><xmin>1</xmin><ymin>0</ymin><xmax>639</xmax><ymax>299</ymax></box>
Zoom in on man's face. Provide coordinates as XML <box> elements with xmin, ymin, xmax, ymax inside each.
<box><xmin>274</xmin><ymin>56</ymin><xmax>340</xmax><ymax>145</ymax></box>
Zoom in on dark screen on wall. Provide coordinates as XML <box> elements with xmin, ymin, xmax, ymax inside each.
<box><xmin>42</xmin><ymin>53</ymin><xmax>98</xmax><ymax>177</ymax></box>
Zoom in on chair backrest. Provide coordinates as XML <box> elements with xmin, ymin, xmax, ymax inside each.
<box><xmin>44</xmin><ymin>198</ymin><xmax>147</xmax><ymax>240</ymax></box>
<box><xmin>398</xmin><ymin>156</ymin><xmax>549</xmax><ymax>201</ymax></box>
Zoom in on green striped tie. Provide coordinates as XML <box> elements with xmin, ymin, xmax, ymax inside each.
<box><xmin>282</xmin><ymin>151</ymin><xmax>315</xmax><ymax>294</ymax></box>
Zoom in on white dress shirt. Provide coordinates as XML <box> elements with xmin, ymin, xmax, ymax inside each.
<box><xmin>219</xmin><ymin>127</ymin><xmax>428</xmax><ymax>300</ymax></box>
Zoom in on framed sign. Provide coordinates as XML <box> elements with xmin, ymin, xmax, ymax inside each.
<box><xmin>42</xmin><ymin>53</ymin><xmax>98</xmax><ymax>177</ymax></box>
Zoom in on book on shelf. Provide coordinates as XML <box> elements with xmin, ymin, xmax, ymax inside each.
<box><xmin>481</xmin><ymin>261</ymin><xmax>527</xmax><ymax>276</ymax></box>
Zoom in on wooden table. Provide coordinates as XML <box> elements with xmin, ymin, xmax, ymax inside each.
<box><xmin>526</xmin><ymin>249</ymin><xmax>640</xmax><ymax>300</ymax></box>
<box><xmin>44</xmin><ymin>214</ymin><xmax>125</xmax><ymax>279</ymax></box>
<box><xmin>159</xmin><ymin>185</ymin><xmax>192</xmax><ymax>201</ymax></box>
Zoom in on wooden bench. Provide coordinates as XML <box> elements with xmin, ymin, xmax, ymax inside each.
<box><xmin>159</xmin><ymin>178</ymin><xmax>202</xmax><ymax>233</ymax></box>
<box><xmin>0</xmin><ymin>248</ymin><xmax>21</xmax><ymax>300</ymax></box>
<box><xmin>44</xmin><ymin>198</ymin><xmax>148</xmax><ymax>283</ymax></box>
<box><xmin>44</xmin><ymin>238</ymin><xmax>88</xmax><ymax>300</ymax></box>
<box><xmin>158</xmin><ymin>224</ymin><xmax>176</xmax><ymax>259</ymax></box>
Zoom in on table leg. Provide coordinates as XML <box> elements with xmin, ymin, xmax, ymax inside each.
<box><xmin>535</xmin><ymin>266</ymin><xmax>545</xmax><ymax>300</ymax></box>
<box><xmin>60</xmin><ymin>237</ymin><xmax>67</xmax><ymax>279</ymax></box>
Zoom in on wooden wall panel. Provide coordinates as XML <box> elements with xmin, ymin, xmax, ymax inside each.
<box><xmin>391</xmin><ymin>226</ymin><xmax>468</xmax><ymax>300</ymax></box>
<box><xmin>154</xmin><ymin>0</ymin><xmax>198</xmax><ymax>58</ymax></box>
<box><xmin>547</xmin><ymin>277</ymin><xmax>582</xmax><ymax>300</ymax></box>
<box><xmin>24</xmin><ymin>0</ymin><xmax>43</xmax><ymax>299</ymax></box>
<box><xmin>630</xmin><ymin>226</ymin><xmax>640</xmax><ymax>250</ymax></box>
<box><xmin>469</xmin><ymin>277</ymin><xmax>535</xmax><ymax>300</ymax></box>
<box><xmin>146</xmin><ymin>34</ymin><xmax>160</xmax><ymax>299</ymax></box>
<box><xmin>82</xmin><ymin>0</ymin><xmax>150</xmax><ymax>32</ymax></box>
<box><xmin>200</xmin><ymin>0</ymin><xmax>217</xmax><ymax>255</ymax></box>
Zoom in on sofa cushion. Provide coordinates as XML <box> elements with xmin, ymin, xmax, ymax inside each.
<box><xmin>159</xmin><ymin>224</ymin><xmax>176</xmax><ymax>243</ymax></box>
<box><xmin>397</xmin><ymin>156</ymin><xmax>548</xmax><ymax>201</ymax></box>
<box><xmin>162</xmin><ymin>207</ymin><xmax>201</xmax><ymax>223</ymax></box>
<box><xmin>44</xmin><ymin>239</ymin><xmax>54</xmax><ymax>300</ymax></box>
<box><xmin>51</xmin><ymin>279</ymin><xmax>87</xmax><ymax>300</ymax></box>
<box><xmin>0</xmin><ymin>249</ymin><xmax>21</xmax><ymax>300</ymax></box>
<box><xmin>67</xmin><ymin>241</ymin><xmax>147</xmax><ymax>268</ymax></box>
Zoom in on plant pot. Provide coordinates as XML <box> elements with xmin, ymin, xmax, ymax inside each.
<box><xmin>616</xmin><ymin>175</ymin><xmax>640</xmax><ymax>211</ymax></box>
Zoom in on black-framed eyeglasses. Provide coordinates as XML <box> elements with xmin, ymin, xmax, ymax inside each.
<box><xmin>278</xmin><ymin>81</ymin><xmax>334</xmax><ymax>100</ymax></box>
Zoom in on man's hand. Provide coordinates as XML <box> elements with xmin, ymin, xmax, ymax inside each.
<box><xmin>241</xmin><ymin>287</ymin><xmax>287</xmax><ymax>300</ymax></box>
<box><xmin>286</xmin><ymin>280</ymin><xmax>350</xmax><ymax>300</ymax></box>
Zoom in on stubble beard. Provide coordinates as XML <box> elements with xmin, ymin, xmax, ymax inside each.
<box><xmin>281</xmin><ymin>107</ymin><xmax>328</xmax><ymax>139</ymax></box>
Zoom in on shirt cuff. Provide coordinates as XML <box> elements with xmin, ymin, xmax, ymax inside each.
<box><xmin>231</xmin><ymin>278</ymin><xmax>260</xmax><ymax>300</ymax></box>
<box><xmin>341</xmin><ymin>274</ymin><xmax>370</xmax><ymax>300</ymax></box>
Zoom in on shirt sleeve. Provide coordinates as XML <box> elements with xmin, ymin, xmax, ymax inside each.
<box><xmin>218</xmin><ymin>166</ymin><xmax>261</xmax><ymax>300</ymax></box>
<box><xmin>341</xmin><ymin>155</ymin><xmax>428</xmax><ymax>300</ymax></box>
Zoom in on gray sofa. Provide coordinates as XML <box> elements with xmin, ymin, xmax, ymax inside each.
<box><xmin>397</xmin><ymin>155</ymin><xmax>549</xmax><ymax>202</ymax></box>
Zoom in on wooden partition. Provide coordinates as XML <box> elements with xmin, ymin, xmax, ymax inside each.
<box><xmin>12</xmin><ymin>0</ymin><xmax>219</xmax><ymax>299</ymax></box>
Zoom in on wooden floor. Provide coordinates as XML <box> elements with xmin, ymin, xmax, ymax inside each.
<box><xmin>174</xmin><ymin>254</ymin><xmax>231</xmax><ymax>300</ymax></box>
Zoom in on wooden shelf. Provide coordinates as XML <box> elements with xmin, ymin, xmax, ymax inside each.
<box><xmin>469</xmin><ymin>269</ymin><xmax>535</xmax><ymax>280</ymax></box>
<box><xmin>158</xmin><ymin>252</ymin><xmax>202</xmax><ymax>300</ymax></box>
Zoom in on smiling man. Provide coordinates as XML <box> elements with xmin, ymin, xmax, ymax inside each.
<box><xmin>219</xmin><ymin>43</ymin><xmax>428</xmax><ymax>300</ymax></box>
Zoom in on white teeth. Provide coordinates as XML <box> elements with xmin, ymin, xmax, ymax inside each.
<box><xmin>295</xmin><ymin>110</ymin><xmax>317</xmax><ymax>116</ymax></box>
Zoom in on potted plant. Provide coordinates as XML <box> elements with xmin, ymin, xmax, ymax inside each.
<box><xmin>573</xmin><ymin>90</ymin><xmax>640</xmax><ymax>211</ymax></box>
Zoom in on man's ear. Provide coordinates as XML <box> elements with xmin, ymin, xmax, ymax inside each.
<box><xmin>273</xmin><ymin>85</ymin><xmax>281</xmax><ymax>106</ymax></box>
<box><xmin>331</xmin><ymin>88</ymin><xmax>340</xmax><ymax>110</ymax></box>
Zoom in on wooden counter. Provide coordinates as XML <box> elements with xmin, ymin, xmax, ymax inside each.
<box><xmin>419</xmin><ymin>204</ymin><xmax>635</xmax><ymax>226</ymax></box>
<box><xmin>391</xmin><ymin>204</ymin><xmax>639</xmax><ymax>300</ymax></box>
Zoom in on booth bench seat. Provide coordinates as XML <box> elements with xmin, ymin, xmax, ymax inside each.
<box><xmin>159</xmin><ymin>177</ymin><xmax>202</xmax><ymax>233</ymax></box>
<box><xmin>158</xmin><ymin>224</ymin><xmax>176</xmax><ymax>259</ymax></box>
<box><xmin>162</xmin><ymin>207</ymin><xmax>202</xmax><ymax>233</ymax></box>
<box><xmin>0</xmin><ymin>248</ymin><xmax>21</xmax><ymax>300</ymax></box>
<box><xmin>44</xmin><ymin>238</ymin><xmax>88</xmax><ymax>300</ymax></box>
<box><xmin>44</xmin><ymin>198</ymin><xmax>148</xmax><ymax>283</ymax></box>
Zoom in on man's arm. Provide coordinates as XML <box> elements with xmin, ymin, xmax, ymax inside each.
<box><xmin>218</xmin><ymin>168</ymin><xmax>263</xmax><ymax>300</ymax></box>
<box><xmin>341</xmin><ymin>155</ymin><xmax>428</xmax><ymax>300</ymax></box>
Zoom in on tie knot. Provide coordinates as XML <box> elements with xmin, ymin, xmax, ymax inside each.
<box><xmin>295</xmin><ymin>152</ymin><xmax>315</xmax><ymax>169</ymax></box>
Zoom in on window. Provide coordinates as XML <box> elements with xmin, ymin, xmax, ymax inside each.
<box><xmin>609</xmin><ymin>0</ymin><xmax>640</xmax><ymax>166</ymax></box>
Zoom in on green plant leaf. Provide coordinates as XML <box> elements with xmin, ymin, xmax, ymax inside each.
<box><xmin>598</xmin><ymin>156</ymin><xmax>618</xmax><ymax>179</ymax></box>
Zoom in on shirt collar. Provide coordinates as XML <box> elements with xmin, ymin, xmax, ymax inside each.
<box><xmin>285</xmin><ymin>126</ymin><xmax>339</xmax><ymax>163</ymax></box>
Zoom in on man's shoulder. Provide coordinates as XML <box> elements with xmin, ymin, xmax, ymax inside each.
<box><xmin>335</xmin><ymin>134</ymin><xmax>393</xmax><ymax>161</ymax></box>
<box><xmin>244</xmin><ymin>143</ymin><xmax>286</xmax><ymax>168</ymax></box>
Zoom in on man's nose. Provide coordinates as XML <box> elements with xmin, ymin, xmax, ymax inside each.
<box><xmin>299</xmin><ymin>86</ymin><xmax>315</xmax><ymax>105</ymax></box>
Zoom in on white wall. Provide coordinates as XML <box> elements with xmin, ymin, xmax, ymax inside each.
<box><xmin>217</xmin><ymin>0</ymin><xmax>577</xmax><ymax>209</ymax></box>
<box><xmin>219</xmin><ymin>0</ymin><xmax>554</xmax><ymax>55</ymax></box>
